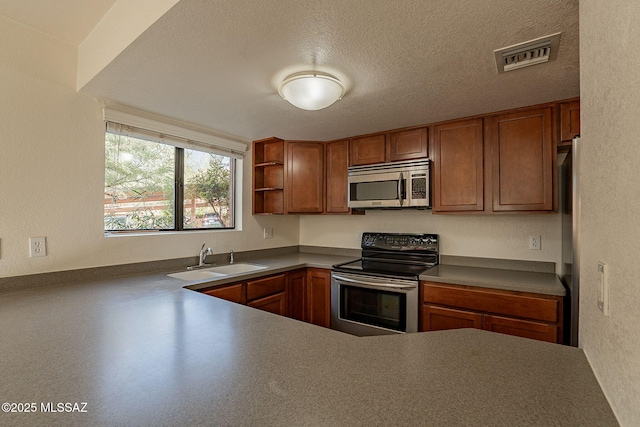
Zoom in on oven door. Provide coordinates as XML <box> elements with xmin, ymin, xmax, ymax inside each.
<box><xmin>331</xmin><ymin>272</ymin><xmax>418</xmax><ymax>336</ymax></box>
<box><xmin>348</xmin><ymin>171</ymin><xmax>406</xmax><ymax>208</ymax></box>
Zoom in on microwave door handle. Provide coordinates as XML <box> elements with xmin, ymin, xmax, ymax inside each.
<box><xmin>398</xmin><ymin>172</ymin><xmax>404</xmax><ymax>207</ymax></box>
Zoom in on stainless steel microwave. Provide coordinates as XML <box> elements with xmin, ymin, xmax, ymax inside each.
<box><xmin>348</xmin><ymin>159</ymin><xmax>430</xmax><ymax>209</ymax></box>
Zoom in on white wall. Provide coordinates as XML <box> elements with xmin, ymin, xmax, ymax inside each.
<box><xmin>301</xmin><ymin>211</ymin><xmax>561</xmax><ymax>268</ymax></box>
<box><xmin>0</xmin><ymin>16</ymin><xmax>299</xmax><ymax>279</ymax></box>
<box><xmin>580</xmin><ymin>1</ymin><xmax>640</xmax><ymax>425</ymax></box>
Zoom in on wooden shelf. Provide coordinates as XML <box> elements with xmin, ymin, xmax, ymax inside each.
<box><xmin>253</xmin><ymin>138</ymin><xmax>285</xmax><ymax>214</ymax></box>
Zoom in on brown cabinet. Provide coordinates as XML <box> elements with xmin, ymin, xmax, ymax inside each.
<box><xmin>202</xmin><ymin>282</ymin><xmax>245</xmax><ymax>304</ymax></box>
<box><xmin>248</xmin><ymin>292</ymin><xmax>287</xmax><ymax>315</ymax></box>
<box><xmin>490</xmin><ymin>107</ymin><xmax>554</xmax><ymax>212</ymax></box>
<box><xmin>325</xmin><ymin>140</ymin><xmax>350</xmax><ymax>213</ymax></box>
<box><xmin>286</xmin><ymin>269</ymin><xmax>307</xmax><ymax>321</ymax></box>
<box><xmin>246</xmin><ymin>273</ymin><xmax>287</xmax><ymax>316</ymax></box>
<box><xmin>432</xmin><ymin>119</ymin><xmax>484</xmax><ymax>212</ymax></box>
<box><xmin>286</xmin><ymin>268</ymin><xmax>331</xmax><ymax>328</ymax></box>
<box><xmin>559</xmin><ymin>100</ymin><xmax>580</xmax><ymax>147</ymax></box>
<box><xmin>286</xmin><ymin>141</ymin><xmax>324</xmax><ymax>213</ymax></box>
<box><xmin>253</xmin><ymin>137</ymin><xmax>285</xmax><ymax>214</ymax></box>
<box><xmin>305</xmin><ymin>268</ymin><xmax>331</xmax><ymax>328</ymax></box>
<box><xmin>388</xmin><ymin>127</ymin><xmax>428</xmax><ymax>162</ymax></box>
<box><xmin>349</xmin><ymin>134</ymin><xmax>386</xmax><ymax>166</ymax></box>
<box><xmin>350</xmin><ymin>129</ymin><xmax>428</xmax><ymax>166</ymax></box>
<box><xmin>421</xmin><ymin>281</ymin><xmax>563</xmax><ymax>344</ymax></box>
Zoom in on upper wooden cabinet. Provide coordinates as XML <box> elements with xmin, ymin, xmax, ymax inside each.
<box><xmin>490</xmin><ymin>107</ymin><xmax>554</xmax><ymax>212</ymax></box>
<box><xmin>560</xmin><ymin>100</ymin><xmax>580</xmax><ymax>145</ymax></box>
<box><xmin>432</xmin><ymin>119</ymin><xmax>484</xmax><ymax>213</ymax></box>
<box><xmin>285</xmin><ymin>141</ymin><xmax>325</xmax><ymax>213</ymax></box>
<box><xmin>349</xmin><ymin>134</ymin><xmax>386</xmax><ymax>166</ymax></box>
<box><xmin>325</xmin><ymin>140</ymin><xmax>350</xmax><ymax>214</ymax></box>
<box><xmin>253</xmin><ymin>137</ymin><xmax>284</xmax><ymax>214</ymax></box>
<box><xmin>350</xmin><ymin>128</ymin><xmax>428</xmax><ymax>166</ymax></box>
<box><xmin>388</xmin><ymin>127</ymin><xmax>428</xmax><ymax>162</ymax></box>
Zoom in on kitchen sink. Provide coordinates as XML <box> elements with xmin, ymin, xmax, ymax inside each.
<box><xmin>205</xmin><ymin>263</ymin><xmax>268</xmax><ymax>275</ymax></box>
<box><xmin>167</xmin><ymin>263</ymin><xmax>268</xmax><ymax>281</ymax></box>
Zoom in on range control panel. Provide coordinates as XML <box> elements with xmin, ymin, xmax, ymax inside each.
<box><xmin>361</xmin><ymin>232</ymin><xmax>438</xmax><ymax>251</ymax></box>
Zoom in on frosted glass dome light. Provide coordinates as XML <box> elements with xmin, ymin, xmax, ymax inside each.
<box><xmin>278</xmin><ymin>71</ymin><xmax>346</xmax><ymax>111</ymax></box>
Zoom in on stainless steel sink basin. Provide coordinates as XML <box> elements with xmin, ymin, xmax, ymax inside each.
<box><xmin>168</xmin><ymin>263</ymin><xmax>268</xmax><ymax>281</ymax></box>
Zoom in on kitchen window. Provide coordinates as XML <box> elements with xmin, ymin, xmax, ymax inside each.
<box><xmin>103</xmin><ymin>109</ymin><xmax>246</xmax><ymax>233</ymax></box>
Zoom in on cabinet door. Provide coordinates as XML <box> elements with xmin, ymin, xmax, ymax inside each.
<box><xmin>560</xmin><ymin>100</ymin><xmax>580</xmax><ymax>142</ymax></box>
<box><xmin>202</xmin><ymin>283</ymin><xmax>245</xmax><ymax>304</ymax></box>
<box><xmin>286</xmin><ymin>269</ymin><xmax>307</xmax><ymax>321</ymax></box>
<box><xmin>421</xmin><ymin>304</ymin><xmax>483</xmax><ymax>332</ymax></box>
<box><xmin>349</xmin><ymin>134</ymin><xmax>386</xmax><ymax>166</ymax></box>
<box><xmin>490</xmin><ymin>107</ymin><xmax>554</xmax><ymax>211</ymax></box>
<box><xmin>388</xmin><ymin>127</ymin><xmax>428</xmax><ymax>162</ymax></box>
<box><xmin>325</xmin><ymin>140</ymin><xmax>350</xmax><ymax>213</ymax></box>
<box><xmin>248</xmin><ymin>292</ymin><xmax>287</xmax><ymax>316</ymax></box>
<box><xmin>246</xmin><ymin>274</ymin><xmax>286</xmax><ymax>301</ymax></box>
<box><xmin>286</xmin><ymin>142</ymin><xmax>324</xmax><ymax>213</ymax></box>
<box><xmin>484</xmin><ymin>315</ymin><xmax>559</xmax><ymax>343</ymax></box>
<box><xmin>432</xmin><ymin>119</ymin><xmax>484</xmax><ymax>212</ymax></box>
<box><xmin>306</xmin><ymin>268</ymin><xmax>331</xmax><ymax>327</ymax></box>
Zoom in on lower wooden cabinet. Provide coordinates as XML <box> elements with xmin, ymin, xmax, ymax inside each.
<box><xmin>305</xmin><ymin>268</ymin><xmax>331</xmax><ymax>328</ymax></box>
<box><xmin>286</xmin><ymin>268</ymin><xmax>331</xmax><ymax>328</ymax></box>
<box><xmin>199</xmin><ymin>268</ymin><xmax>331</xmax><ymax>328</ymax></box>
<box><xmin>202</xmin><ymin>283</ymin><xmax>245</xmax><ymax>304</ymax></box>
<box><xmin>421</xmin><ymin>281</ymin><xmax>563</xmax><ymax>344</ymax></box>
<box><xmin>248</xmin><ymin>292</ymin><xmax>287</xmax><ymax>316</ymax></box>
<box><xmin>286</xmin><ymin>269</ymin><xmax>307</xmax><ymax>321</ymax></box>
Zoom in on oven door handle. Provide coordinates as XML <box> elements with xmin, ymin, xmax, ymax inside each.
<box><xmin>332</xmin><ymin>274</ymin><xmax>416</xmax><ymax>290</ymax></box>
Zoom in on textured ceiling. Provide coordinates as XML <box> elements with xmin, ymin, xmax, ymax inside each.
<box><xmin>0</xmin><ymin>0</ymin><xmax>117</xmax><ymax>45</ymax></box>
<box><xmin>39</xmin><ymin>0</ymin><xmax>582</xmax><ymax>142</ymax></box>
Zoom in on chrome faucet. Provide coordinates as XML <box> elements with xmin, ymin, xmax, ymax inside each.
<box><xmin>188</xmin><ymin>243</ymin><xmax>213</xmax><ymax>270</ymax></box>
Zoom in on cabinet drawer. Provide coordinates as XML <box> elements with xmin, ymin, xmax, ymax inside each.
<box><xmin>422</xmin><ymin>282</ymin><xmax>560</xmax><ymax>323</ymax></box>
<box><xmin>422</xmin><ymin>304</ymin><xmax>483</xmax><ymax>332</ymax></box>
<box><xmin>246</xmin><ymin>274</ymin><xmax>286</xmax><ymax>301</ymax></box>
<box><xmin>247</xmin><ymin>292</ymin><xmax>286</xmax><ymax>316</ymax></box>
<box><xmin>202</xmin><ymin>283</ymin><xmax>245</xmax><ymax>304</ymax></box>
<box><xmin>485</xmin><ymin>315</ymin><xmax>559</xmax><ymax>343</ymax></box>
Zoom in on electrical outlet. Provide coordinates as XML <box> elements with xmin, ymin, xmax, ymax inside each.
<box><xmin>597</xmin><ymin>262</ymin><xmax>609</xmax><ymax>316</ymax></box>
<box><xmin>263</xmin><ymin>227</ymin><xmax>273</xmax><ymax>239</ymax></box>
<box><xmin>29</xmin><ymin>237</ymin><xmax>47</xmax><ymax>257</ymax></box>
<box><xmin>529</xmin><ymin>235</ymin><xmax>541</xmax><ymax>250</ymax></box>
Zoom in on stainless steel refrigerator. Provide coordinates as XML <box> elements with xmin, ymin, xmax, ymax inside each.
<box><xmin>560</xmin><ymin>136</ymin><xmax>580</xmax><ymax>347</ymax></box>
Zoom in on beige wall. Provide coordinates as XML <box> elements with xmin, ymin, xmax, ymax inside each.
<box><xmin>580</xmin><ymin>1</ymin><xmax>640</xmax><ymax>424</ymax></box>
<box><xmin>301</xmin><ymin>211</ymin><xmax>561</xmax><ymax>268</ymax></box>
<box><xmin>0</xmin><ymin>16</ymin><xmax>299</xmax><ymax>278</ymax></box>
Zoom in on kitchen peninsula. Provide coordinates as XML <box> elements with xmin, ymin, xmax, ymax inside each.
<box><xmin>0</xmin><ymin>253</ymin><xmax>617</xmax><ymax>426</ymax></box>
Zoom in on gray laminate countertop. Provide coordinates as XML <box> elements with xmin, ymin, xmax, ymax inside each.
<box><xmin>0</xmin><ymin>253</ymin><xmax>615</xmax><ymax>426</ymax></box>
<box><xmin>421</xmin><ymin>264</ymin><xmax>567</xmax><ymax>296</ymax></box>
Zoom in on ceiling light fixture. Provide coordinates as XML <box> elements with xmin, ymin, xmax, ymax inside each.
<box><xmin>278</xmin><ymin>71</ymin><xmax>346</xmax><ymax>111</ymax></box>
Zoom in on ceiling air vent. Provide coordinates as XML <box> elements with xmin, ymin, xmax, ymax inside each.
<box><xmin>494</xmin><ymin>32</ymin><xmax>561</xmax><ymax>73</ymax></box>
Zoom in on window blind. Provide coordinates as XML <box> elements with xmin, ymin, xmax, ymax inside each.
<box><xmin>103</xmin><ymin>108</ymin><xmax>247</xmax><ymax>159</ymax></box>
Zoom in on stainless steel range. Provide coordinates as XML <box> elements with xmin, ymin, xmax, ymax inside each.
<box><xmin>331</xmin><ymin>232</ymin><xmax>439</xmax><ymax>336</ymax></box>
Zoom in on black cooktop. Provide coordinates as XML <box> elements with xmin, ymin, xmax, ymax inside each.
<box><xmin>333</xmin><ymin>232</ymin><xmax>439</xmax><ymax>280</ymax></box>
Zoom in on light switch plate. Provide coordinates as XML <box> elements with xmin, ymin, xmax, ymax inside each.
<box><xmin>29</xmin><ymin>237</ymin><xmax>47</xmax><ymax>257</ymax></box>
<box><xmin>597</xmin><ymin>261</ymin><xmax>609</xmax><ymax>316</ymax></box>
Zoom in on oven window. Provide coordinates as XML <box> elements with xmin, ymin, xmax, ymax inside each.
<box><xmin>350</xmin><ymin>180</ymin><xmax>399</xmax><ymax>201</ymax></box>
<box><xmin>339</xmin><ymin>285</ymin><xmax>406</xmax><ymax>332</ymax></box>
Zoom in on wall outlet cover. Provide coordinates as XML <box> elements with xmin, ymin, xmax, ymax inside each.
<box><xmin>29</xmin><ymin>237</ymin><xmax>47</xmax><ymax>257</ymax></box>
<box><xmin>263</xmin><ymin>227</ymin><xmax>273</xmax><ymax>239</ymax></box>
<box><xmin>529</xmin><ymin>235</ymin><xmax>541</xmax><ymax>250</ymax></box>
